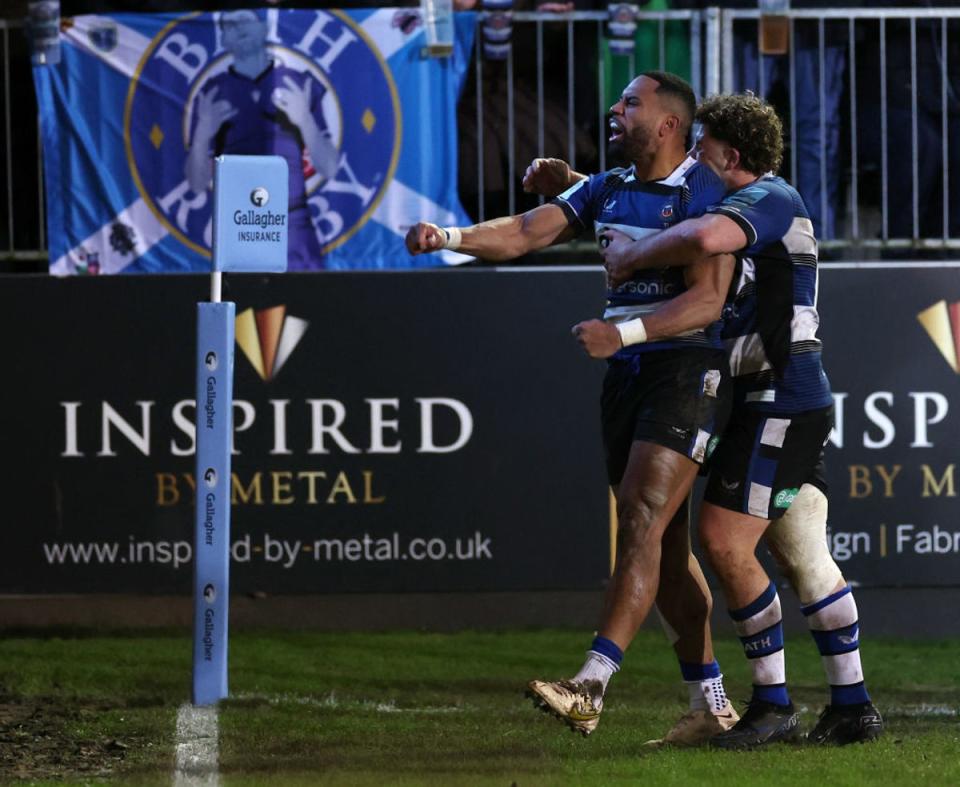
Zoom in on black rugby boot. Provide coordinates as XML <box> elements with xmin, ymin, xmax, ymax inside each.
<box><xmin>808</xmin><ymin>702</ymin><xmax>884</xmax><ymax>745</ymax></box>
<box><xmin>710</xmin><ymin>699</ymin><xmax>801</xmax><ymax>750</ymax></box>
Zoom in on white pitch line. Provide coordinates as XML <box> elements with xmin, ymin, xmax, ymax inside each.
<box><xmin>876</xmin><ymin>703</ymin><xmax>959</xmax><ymax>718</ymax></box>
<box><xmin>796</xmin><ymin>702</ymin><xmax>958</xmax><ymax>718</ymax></box>
<box><xmin>174</xmin><ymin>703</ymin><xmax>220</xmax><ymax>787</ymax></box>
<box><xmin>232</xmin><ymin>690</ymin><xmax>466</xmax><ymax>714</ymax></box>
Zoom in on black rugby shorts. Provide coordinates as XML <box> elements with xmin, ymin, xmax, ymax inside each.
<box><xmin>704</xmin><ymin>405</ymin><xmax>835</xmax><ymax>520</ymax></box>
<box><xmin>600</xmin><ymin>348</ymin><xmax>732</xmax><ymax>486</ymax></box>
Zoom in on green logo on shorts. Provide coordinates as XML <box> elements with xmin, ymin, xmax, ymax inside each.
<box><xmin>706</xmin><ymin>435</ymin><xmax>720</xmax><ymax>459</ymax></box>
<box><xmin>774</xmin><ymin>488</ymin><xmax>799</xmax><ymax>509</ymax></box>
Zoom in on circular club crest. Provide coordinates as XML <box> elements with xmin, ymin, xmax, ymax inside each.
<box><xmin>125</xmin><ymin>10</ymin><xmax>400</xmax><ymax>259</ymax></box>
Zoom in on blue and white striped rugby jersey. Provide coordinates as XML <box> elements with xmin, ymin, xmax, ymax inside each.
<box><xmin>552</xmin><ymin>157</ymin><xmax>727</xmax><ymax>356</ymax></box>
<box><xmin>705</xmin><ymin>175</ymin><xmax>833</xmax><ymax>414</ymax></box>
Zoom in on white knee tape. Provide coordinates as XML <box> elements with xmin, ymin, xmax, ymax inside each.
<box><xmin>764</xmin><ymin>484</ymin><xmax>843</xmax><ymax>605</ymax></box>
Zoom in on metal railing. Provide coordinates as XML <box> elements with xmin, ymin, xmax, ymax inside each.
<box><xmin>4</xmin><ymin>8</ymin><xmax>960</xmax><ymax>265</ymax></box>
<box><xmin>461</xmin><ymin>9</ymin><xmax>710</xmax><ymax>223</ymax></box>
<box><xmin>721</xmin><ymin>7</ymin><xmax>960</xmax><ymax>250</ymax></box>
<box><xmin>0</xmin><ymin>18</ymin><xmax>44</xmax><ymax>265</ymax></box>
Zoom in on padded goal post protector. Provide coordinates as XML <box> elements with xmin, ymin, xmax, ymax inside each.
<box><xmin>192</xmin><ymin>302</ymin><xmax>235</xmax><ymax>705</ymax></box>
<box><xmin>213</xmin><ymin>155</ymin><xmax>289</xmax><ymax>274</ymax></box>
<box><xmin>192</xmin><ymin>155</ymin><xmax>288</xmax><ymax>704</ymax></box>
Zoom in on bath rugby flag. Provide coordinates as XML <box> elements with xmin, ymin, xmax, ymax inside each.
<box><xmin>34</xmin><ymin>9</ymin><xmax>475</xmax><ymax>274</ymax></box>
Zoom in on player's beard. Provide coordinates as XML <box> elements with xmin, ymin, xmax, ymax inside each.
<box><xmin>607</xmin><ymin>123</ymin><xmax>653</xmax><ymax>167</ymax></box>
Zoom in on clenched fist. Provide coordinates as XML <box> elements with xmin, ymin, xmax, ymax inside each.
<box><xmin>405</xmin><ymin>222</ymin><xmax>447</xmax><ymax>255</ymax></box>
<box><xmin>522</xmin><ymin>157</ymin><xmax>581</xmax><ymax>198</ymax></box>
<box><xmin>571</xmin><ymin>319</ymin><xmax>622</xmax><ymax>359</ymax></box>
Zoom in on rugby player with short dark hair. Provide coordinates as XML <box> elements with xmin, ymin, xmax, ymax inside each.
<box><xmin>407</xmin><ymin>71</ymin><xmax>743</xmax><ymax>745</ymax></box>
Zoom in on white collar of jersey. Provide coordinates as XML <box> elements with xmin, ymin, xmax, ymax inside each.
<box><xmin>659</xmin><ymin>156</ymin><xmax>697</xmax><ymax>186</ymax></box>
<box><xmin>621</xmin><ymin>156</ymin><xmax>695</xmax><ymax>186</ymax></box>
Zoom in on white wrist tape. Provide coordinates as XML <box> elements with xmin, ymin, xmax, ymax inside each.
<box><xmin>441</xmin><ymin>226</ymin><xmax>462</xmax><ymax>251</ymax></box>
<box><xmin>616</xmin><ymin>318</ymin><xmax>647</xmax><ymax>346</ymax></box>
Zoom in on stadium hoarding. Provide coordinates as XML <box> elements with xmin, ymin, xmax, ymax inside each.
<box><xmin>0</xmin><ymin>265</ymin><xmax>958</xmax><ymax>594</ymax></box>
<box><xmin>0</xmin><ymin>270</ymin><xmax>611</xmax><ymax>594</ymax></box>
<box><xmin>813</xmin><ymin>264</ymin><xmax>960</xmax><ymax>587</ymax></box>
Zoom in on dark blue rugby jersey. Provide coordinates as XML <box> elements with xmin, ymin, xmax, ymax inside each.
<box><xmin>552</xmin><ymin>157</ymin><xmax>727</xmax><ymax>355</ymax></box>
<box><xmin>706</xmin><ymin>175</ymin><xmax>833</xmax><ymax>414</ymax></box>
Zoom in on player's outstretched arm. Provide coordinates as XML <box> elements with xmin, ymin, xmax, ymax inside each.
<box><xmin>601</xmin><ymin>214</ymin><xmax>747</xmax><ymax>288</ymax></box>
<box><xmin>571</xmin><ymin>254</ymin><xmax>734</xmax><ymax>359</ymax></box>
<box><xmin>405</xmin><ymin>203</ymin><xmax>576</xmax><ymax>261</ymax></box>
<box><xmin>522</xmin><ymin>158</ymin><xmax>587</xmax><ymax>198</ymax></box>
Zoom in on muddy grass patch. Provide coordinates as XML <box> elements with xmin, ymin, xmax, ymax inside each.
<box><xmin>0</xmin><ymin>696</ymin><xmax>148</xmax><ymax>781</ymax></box>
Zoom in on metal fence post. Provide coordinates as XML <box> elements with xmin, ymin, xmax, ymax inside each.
<box><xmin>705</xmin><ymin>7</ymin><xmax>721</xmax><ymax>97</ymax></box>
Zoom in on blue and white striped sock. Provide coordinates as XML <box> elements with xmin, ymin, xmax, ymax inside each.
<box><xmin>574</xmin><ymin>636</ymin><xmax>623</xmax><ymax>694</ymax></box>
<box><xmin>730</xmin><ymin>582</ymin><xmax>790</xmax><ymax>707</ymax></box>
<box><xmin>802</xmin><ymin>585</ymin><xmax>870</xmax><ymax>706</ymax></box>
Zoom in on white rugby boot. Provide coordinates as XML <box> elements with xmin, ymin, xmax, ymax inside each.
<box><xmin>643</xmin><ymin>700</ymin><xmax>740</xmax><ymax>747</ymax></box>
<box><xmin>527</xmin><ymin>678</ymin><xmax>604</xmax><ymax>736</ymax></box>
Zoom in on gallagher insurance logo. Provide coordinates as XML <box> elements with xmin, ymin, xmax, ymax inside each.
<box><xmin>917</xmin><ymin>300</ymin><xmax>960</xmax><ymax>373</ymax></box>
<box><xmin>124</xmin><ymin>9</ymin><xmax>400</xmax><ymax>259</ymax></box>
<box><xmin>236</xmin><ymin>306</ymin><xmax>309</xmax><ymax>381</ymax></box>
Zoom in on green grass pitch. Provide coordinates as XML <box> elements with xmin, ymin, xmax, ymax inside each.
<box><xmin>1</xmin><ymin>628</ymin><xmax>958</xmax><ymax>784</ymax></box>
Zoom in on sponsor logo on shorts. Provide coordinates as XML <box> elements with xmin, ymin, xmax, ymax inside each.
<box><xmin>720</xmin><ymin>476</ymin><xmax>740</xmax><ymax>493</ymax></box>
<box><xmin>706</xmin><ymin>435</ymin><xmax>720</xmax><ymax>459</ymax></box>
<box><xmin>773</xmin><ymin>487</ymin><xmax>800</xmax><ymax>509</ymax></box>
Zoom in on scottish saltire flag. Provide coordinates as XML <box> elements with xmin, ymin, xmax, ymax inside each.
<box><xmin>34</xmin><ymin>9</ymin><xmax>475</xmax><ymax>274</ymax></box>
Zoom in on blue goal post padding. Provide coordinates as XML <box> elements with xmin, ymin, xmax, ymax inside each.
<box><xmin>192</xmin><ymin>301</ymin><xmax>235</xmax><ymax>705</ymax></box>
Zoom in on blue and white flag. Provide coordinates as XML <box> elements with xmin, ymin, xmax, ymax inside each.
<box><xmin>34</xmin><ymin>9</ymin><xmax>475</xmax><ymax>274</ymax></box>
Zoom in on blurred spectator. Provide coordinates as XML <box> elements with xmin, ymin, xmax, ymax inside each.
<box><xmin>457</xmin><ymin>0</ymin><xmax>598</xmax><ymax>224</ymax></box>
<box><xmin>731</xmin><ymin>2</ymin><xmax>846</xmax><ymax>241</ymax></box>
<box><xmin>855</xmin><ymin>1</ymin><xmax>960</xmax><ymax>239</ymax></box>
<box><xmin>602</xmin><ymin>1</ymin><xmax>694</xmax><ymax>110</ymax></box>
